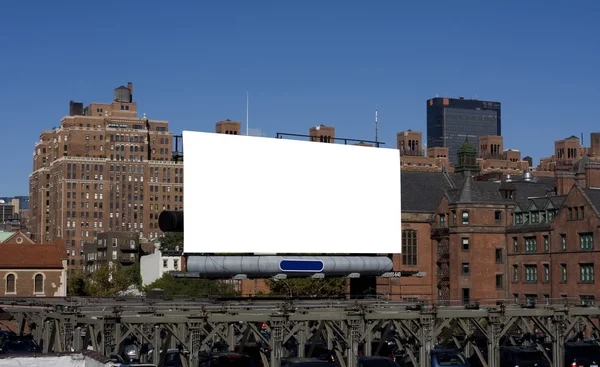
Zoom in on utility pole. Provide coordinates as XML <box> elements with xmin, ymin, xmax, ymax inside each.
<box><xmin>375</xmin><ymin>105</ymin><xmax>379</xmax><ymax>147</ymax></box>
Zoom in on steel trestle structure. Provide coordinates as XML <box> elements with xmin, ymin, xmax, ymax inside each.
<box><xmin>1</xmin><ymin>298</ymin><xmax>600</xmax><ymax>367</ymax></box>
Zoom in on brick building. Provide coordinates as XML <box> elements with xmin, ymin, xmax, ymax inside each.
<box><xmin>508</xmin><ymin>167</ymin><xmax>600</xmax><ymax>305</ymax></box>
<box><xmin>392</xmin><ymin>132</ymin><xmax>600</xmax><ymax>306</ymax></box>
<box><xmin>0</xmin><ymin>242</ymin><xmax>68</xmax><ymax>297</ymax></box>
<box><xmin>389</xmin><ymin>139</ymin><xmax>555</xmax><ymax>304</ymax></box>
<box><xmin>399</xmin><ymin>130</ymin><xmax>531</xmax><ymax>176</ymax></box>
<box><xmin>29</xmin><ymin>83</ymin><xmax>184</xmax><ymax>271</ymax></box>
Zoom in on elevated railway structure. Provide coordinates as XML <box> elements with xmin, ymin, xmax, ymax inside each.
<box><xmin>1</xmin><ymin>298</ymin><xmax>599</xmax><ymax>367</ymax></box>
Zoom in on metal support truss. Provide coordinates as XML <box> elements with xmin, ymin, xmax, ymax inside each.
<box><xmin>1</xmin><ymin>298</ymin><xmax>600</xmax><ymax>367</ymax></box>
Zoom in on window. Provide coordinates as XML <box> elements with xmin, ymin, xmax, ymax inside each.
<box><xmin>531</xmin><ymin>211</ymin><xmax>539</xmax><ymax>223</ymax></box>
<box><xmin>495</xmin><ymin>249</ymin><xmax>502</xmax><ymax>263</ymax></box>
<box><xmin>495</xmin><ymin>211</ymin><xmax>502</xmax><ymax>222</ymax></box>
<box><xmin>580</xmin><ymin>206</ymin><xmax>585</xmax><ymax>219</ymax></box>
<box><xmin>525</xmin><ymin>265</ymin><xmax>537</xmax><ymax>283</ymax></box>
<box><xmin>34</xmin><ymin>274</ymin><xmax>43</xmax><ymax>293</ymax></box>
<box><xmin>579</xmin><ymin>233</ymin><xmax>593</xmax><ymax>250</ymax></box>
<box><xmin>451</xmin><ymin>211</ymin><xmax>456</xmax><ymax>224</ymax></box>
<box><xmin>5</xmin><ymin>274</ymin><xmax>15</xmax><ymax>293</ymax></box>
<box><xmin>513</xmin><ymin>238</ymin><xmax>518</xmax><ymax>253</ymax></box>
<box><xmin>174</xmin><ymin>259</ymin><xmax>179</xmax><ymax>268</ymax></box>
<box><xmin>581</xmin><ymin>295</ymin><xmax>595</xmax><ymax>306</ymax></box>
<box><xmin>543</xmin><ymin>236</ymin><xmax>549</xmax><ymax>252</ymax></box>
<box><xmin>462</xmin><ymin>288</ymin><xmax>470</xmax><ymax>305</ymax></box>
<box><xmin>513</xmin><ymin>265</ymin><xmax>518</xmax><ymax>282</ymax></box>
<box><xmin>495</xmin><ymin>274</ymin><xmax>503</xmax><ymax>289</ymax></box>
<box><xmin>514</xmin><ymin>213</ymin><xmax>523</xmax><ymax>224</ymax></box>
<box><xmin>461</xmin><ymin>238</ymin><xmax>469</xmax><ymax>251</ymax></box>
<box><xmin>163</xmin><ymin>259</ymin><xmax>168</xmax><ymax>268</ymax></box>
<box><xmin>524</xmin><ymin>237</ymin><xmax>537</xmax><ymax>252</ymax></box>
<box><xmin>461</xmin><ymin>263</ymin><xmax>470</xmax><ymax>275</ymax></box>
<box><xmin>402</xmin><ymin>230</ymin><xmax>417</xmax><ymax>266</ymax></box>
<box><xmin>543</xmin><ymin>264</ymin><xmax>549</xmax><ymax>282</ymax></box>
<box><xmin>462</xmin><ymin>211</ymin><xmax>469</xmax><ymax>224</ymax></box>
<box><xmin>525</xmin><ymin>294</ymin><xmax>537</xmax><ymax>305</ymax></box>
<box><xmin>560</xmin><ymin>234</ymin><xmax>566</xmax><ymax>251</ymax></box>
<box><xmin>561</xmin><ymin>264</ymin><xmax>567</xmax><ymax>282</ymax></box>
<box><xmin>439</xmin><ymin>214</ymin><xmax>445</xmax><ymax>228</ymax></box>
<box><xmin>580</xmin><ymin>264</ymin><xmax>594</xmax><ymax>283</ymax></box>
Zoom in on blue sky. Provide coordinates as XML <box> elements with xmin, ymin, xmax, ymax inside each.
<box><xmin>1</xmin><ymin>0</ymin><xmax>599</xmax><ymax>195</ymax></box>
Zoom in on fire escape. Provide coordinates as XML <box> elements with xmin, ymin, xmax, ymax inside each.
<box><xmin>432</xmin><ymin>227</ymin><xmax>450</xmax><ymax>305</ymax></box>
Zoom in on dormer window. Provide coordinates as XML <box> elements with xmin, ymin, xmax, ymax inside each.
<box><xmin>531</xmin><ymin>211</ymin><xmax>539</xmax><ymax>224</ymax></box>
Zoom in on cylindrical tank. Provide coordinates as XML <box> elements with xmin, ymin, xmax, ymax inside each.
<box><xmin>186</xmin><ymin>255</ymin><xmax>393</xmax><ymax>278</ymax></box>
<box><xmin>159</xmin><ymin>211</ymin><xmax>183</xmax><ymax>232</ymax></box>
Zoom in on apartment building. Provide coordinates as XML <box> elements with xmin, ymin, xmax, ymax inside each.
<box><xmin>29</xmin><ymin>84</ymin><xmax>183</xmax><ymax>271</ymax></box>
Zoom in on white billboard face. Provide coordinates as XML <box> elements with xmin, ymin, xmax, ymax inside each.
<box><xmin>183</xmin><ymin>131</ymin><xmax>401</xmax><ymax>254</ymax></box>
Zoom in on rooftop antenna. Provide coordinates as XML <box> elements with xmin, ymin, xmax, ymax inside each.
<box><xmin>375</xmin><ymin>105</ymin><xmax>379</xmax><ymax>147</ymax></box>
<box><xmin>246</xmin><ymin>91</ymin><xmax>249</xmax><ymax>136</ymax></box>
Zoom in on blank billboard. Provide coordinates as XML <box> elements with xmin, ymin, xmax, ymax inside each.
<box><xmin>183</xmin><ymin>131</ymin><xmax>401</xmax><ymax>254</ymax></box>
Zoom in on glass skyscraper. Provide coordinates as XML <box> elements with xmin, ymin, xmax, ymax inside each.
<box><xmin>426</xmin><ymin>97</ymin><xmax>501</xmax><ymax>164</ymax></box>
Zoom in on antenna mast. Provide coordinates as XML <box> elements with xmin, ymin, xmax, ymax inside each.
<box><xmin>246</xmin><ymin>91</ymin><xmax>249</xmax><ymax>136</ymax></box>
<box><xmin>375</xmin><ymin>105</ymin><xmax>379</xmax><ymax>147</ymax></box>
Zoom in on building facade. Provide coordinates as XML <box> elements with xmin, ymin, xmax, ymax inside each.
<box><xmin>140</xmin><ymin>244</ymin><xmax>184</xmax><ymax>286</ymax></box>
<box><xmin>427</xmin><ymin>97</ymin><xmax>501</xmax><ymax>164</ymax></box>
<box><xmin>29</xmin><ymin>83</ymin><xmax>183</xmax><ymax>271</ymax></box>
<box><xmin>0</xmin><ymin>242</ymin><xmax>68</xmax><ymax>297</ymax></box>
<box><xmin>83</xmin><ymin>231</ymin><xmax>141</xmax><ymax>273</ymax></box>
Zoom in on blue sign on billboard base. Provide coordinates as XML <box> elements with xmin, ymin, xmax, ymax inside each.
<box><xmin>279</xmin><ymin>259</ymin><xmax>324</xmax><ymax>273</ymax></box>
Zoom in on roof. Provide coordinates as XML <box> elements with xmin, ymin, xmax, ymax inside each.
<box><xmin>402</xmin><ymin>170</ymin><xmax>558</xmax><ymax>212</ymax></box>
<box><xmin>401</xmin><ymin>171</ymin><xmax>461</xmax><ymax>213</ymax></box>
<box><xmin>0</xmin><ymin>231</ymin><xmax>13</xmax><ymax>242</ymax></box>
<box><xmin>512</xmin><ymin>181</ymin><xmax>556</xmax><ymax>207</ymax></box>
<box><xmin>450</xmin><ymin>177</ymin><xmax>512</xmax><ymax>204</ymax></box>
<box><xmin>572</xmin><ymin>155</ymin><xmax>592</xmax><ymax>174</ymax></box>
<box><xmin>0</xmin><ymin>244</ymin><xmax>65</xmax><ymax>269</ymax></box>
<box><xmin>0</xmin><ymin>231</ymin><xmax>36</xmax><ymax>245</ymax></box>
<box><xmin>457</xmin><ymin>139</ymin><xmax>476</xmax><ymax>154</ymax></box>
<box><xmin>582</xmin><ymin>188</ymin><xmax>600</xmax><ymax>212</ymax></box>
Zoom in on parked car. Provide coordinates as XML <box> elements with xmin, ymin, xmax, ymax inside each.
<box><xmin>0</xmin><ymin>334</ymin><xmax>42</xmax><ymax>354</ymax></box>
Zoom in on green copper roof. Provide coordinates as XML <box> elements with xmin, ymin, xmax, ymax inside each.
<box><xmin>457</xmin><ymin>138</ymin><xmax>476</xmax><ymax>154</ymax></box>
<box><xmin>0</xmin><ymin>231</ymin><xmax>14</xmax><ymax>243</ymax></box>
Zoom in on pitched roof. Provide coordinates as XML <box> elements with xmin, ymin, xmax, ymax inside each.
<box><xmin>512</xmin><ymin>181</ymin><xmax>556</xmax><ymax>207</ymax></box>
<box><xmin>401</xmin><ymin>171</ymin><xmax>461</xmax><ymax>213</ymax></box>
<box><xmin>0</xmin><ymin>244</ymin><xmax>64</xmax><ymax>269</ymax></box>
<box><xmin>0</xmin><ymin>230</ymin><xmax>35</xmax><ymax>244</ymax></box>
<box><xmin>451</xmin><ymin>177</ymin><xmax>513</xmax><ymax>204</ymax></box>
<box><xmin>0</xmin><ymin>231</ymin><xmax>14</xmax><ymax>242</ymax></box>
<box><xmin>582</xmin><ymin>188</ymin><xmax>600</xmax><ymax>213</ymax></box>
<box><xmin>402</xmin><ymin>171</ymin><xmax>556</xmax><ymax>212</ymax></box>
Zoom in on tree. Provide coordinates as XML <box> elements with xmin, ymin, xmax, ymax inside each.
<box><xmin>159</xmin><ymin>233</ymin><xmax>183</xmax><ymax>252</ymax></box>
<box><xmin>67</xmin><ymin>262</ymin><xmax>140</xmax><ymax>297</ymax></box>
<box><xmin>84</xmin><ymin>262</ymin><xmax>134</xmax><ymax>297</ymax></box>
<box><xmin>265</xmin><ymin>277</ymin><xmax>347</xmax><ymax>297</ymax></box>
<box><xmin>67</xmin><ymin>272</ymin><xmax>87</xmax><ymax>296</ymax></box>
<box><xmin>144</xmin><ymin>273</ymin><xmax>238</xmax><ymax>297</ymax></box>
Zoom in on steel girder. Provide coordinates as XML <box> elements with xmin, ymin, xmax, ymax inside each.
<box><xmin>1</xmin><ymin>299</ymin><xmax>600</xmax><ymax>367</ymax></box>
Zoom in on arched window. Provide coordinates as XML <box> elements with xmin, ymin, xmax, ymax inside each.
<box><xmin>34</xmin><ymin>274</ymin><xmax>44</xmax><ymax>294</ymax></box>
<box><xmin>6</xmin><ymin>274</ymin><xmax>15</xmax><ymax>294</ymax></box>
